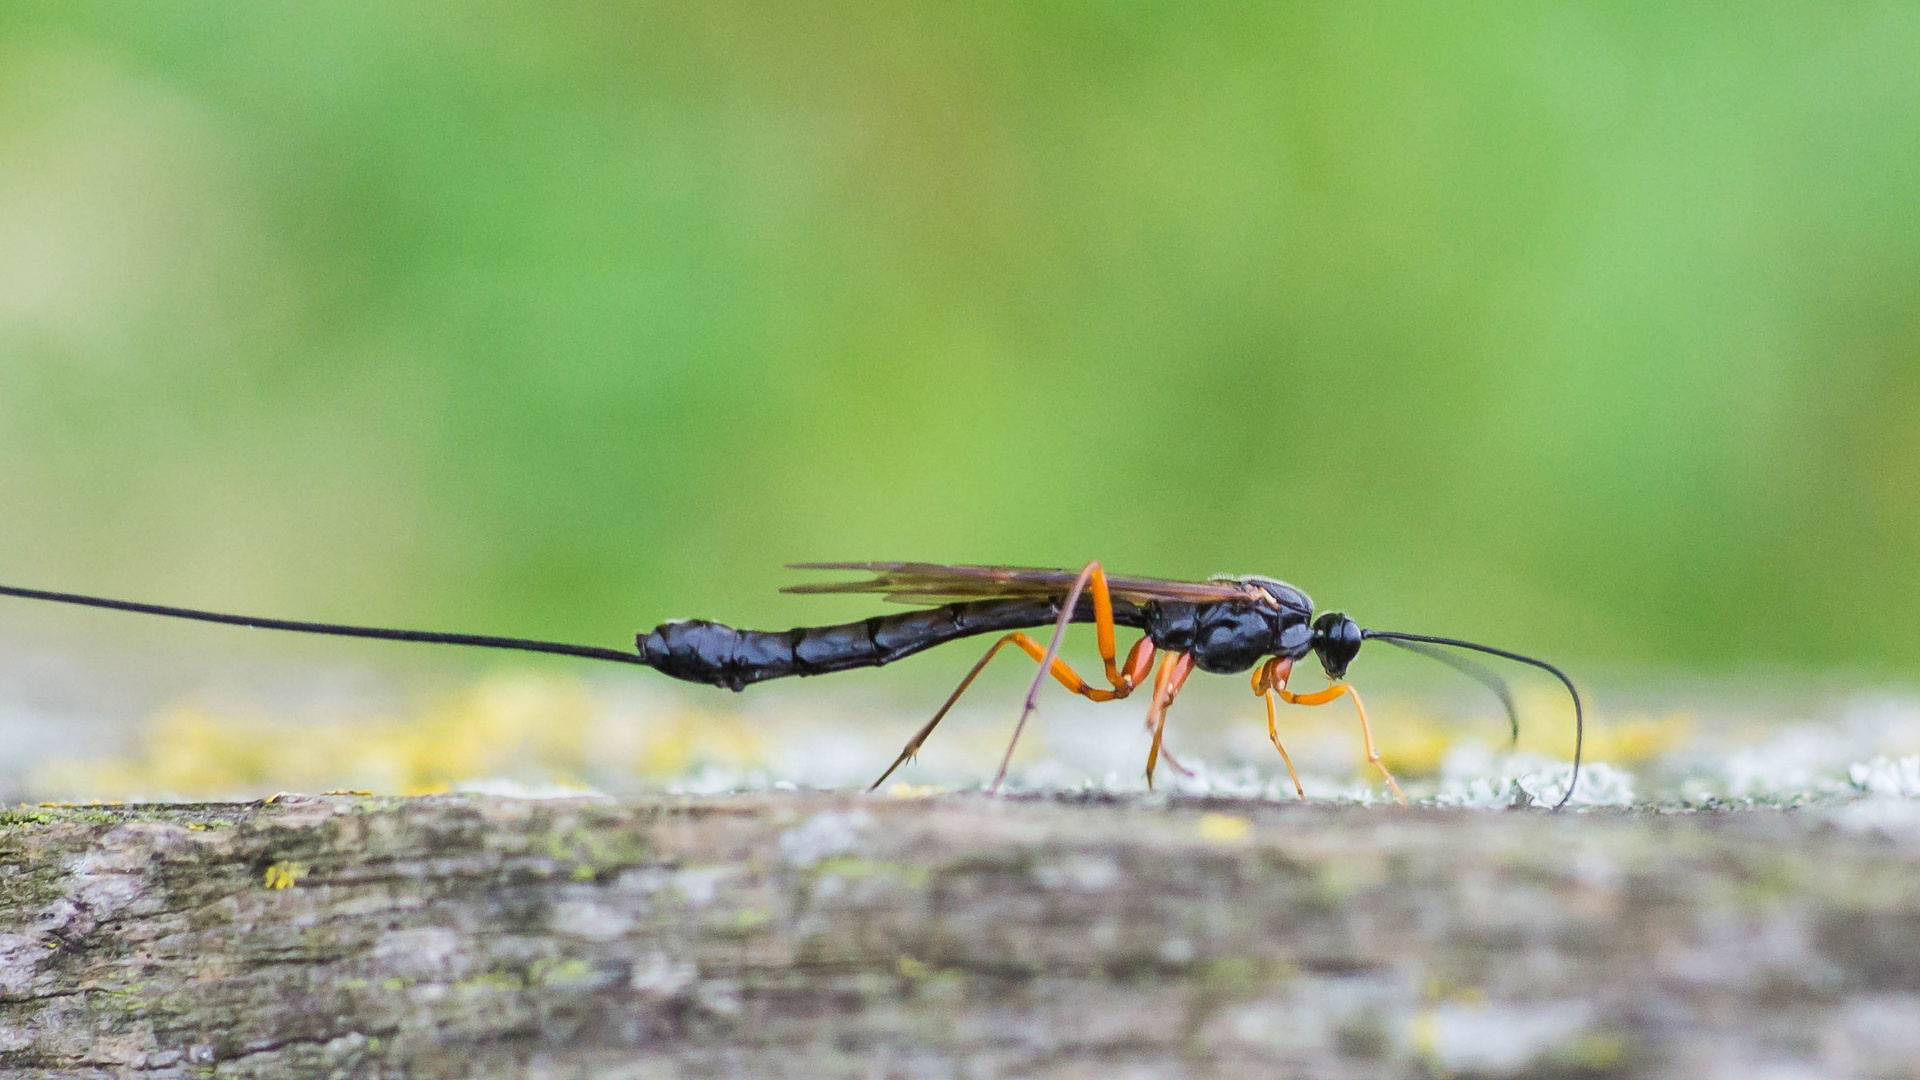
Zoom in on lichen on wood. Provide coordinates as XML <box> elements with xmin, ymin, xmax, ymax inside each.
<box><xmin>0</xmin><ymin>792</ymin><xmax>1917</xmax><ymax>1078</ymax></box>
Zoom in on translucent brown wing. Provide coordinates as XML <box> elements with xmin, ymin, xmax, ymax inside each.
<box><xmin>783</xmin><ymin>562</ymin><xmax>1253</xmax><ymax>606</ymax></box>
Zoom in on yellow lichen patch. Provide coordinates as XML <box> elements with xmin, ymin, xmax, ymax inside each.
<box><xmin>262</xmin><ymin>861</ymin><xmax>306</xmax><ymax>889</ymax></box>
<box><xmin>25</xmin><ymin>673</ymin><xmax>773</xmax><ymax>801</ymax></box>
<box><xmin>1567</xmin><ymin>1032</ymin><xmax>1628</xmax><ymax>1071</ymax></box>
<box><xmin>1359</xmin><ymin>687</ymin><xmax>1694</xmax><ymax>774</ymax></box>
<box><xmin>1502</xmin><ymin>695</ymin><xmax>1694</xmax><ymax>765</ymax></box>
<box><xmin>1410</xmin><ymin>1010</ymin><xmax>1439</xmax><ymax>1057</ymax></box>
<box><xmin>1377</xmin><ymin>728</ymin><xmax>1454</xmax><ymax>777</ymax></box>
<box><xmin>1197</xmin><ymin>812</ymin><xmax>1252</xmax><ymax>844</ymax></box>
<box><xmin>1337</xmin><ymin>697</ymin><xmax>1461</xmax><ymax>778</ymax></box>
<box><xmin>1491</xmin><ymin>686</ymin><xmax>1582</xmax><ymax>758</ymax></box>
<box><xmin>886</xmin><ymin>782</ymin><xmax>946</xmax><ymax>799</ymax></box>
<box><xmin>1585</xmin><ymin>713</ymin><xmax>1694</xmax><ymax>765</ymax></box>
<box><xmin>632</xmin><ymin>703</ymin><xmax>766</xmax><ymax>778</ymax></box>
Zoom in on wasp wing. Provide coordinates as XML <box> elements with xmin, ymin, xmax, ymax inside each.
<box><xmin>783</xmin><ymin>562</ymin><xmax>1250</xmax><ymax>606</ymax></box>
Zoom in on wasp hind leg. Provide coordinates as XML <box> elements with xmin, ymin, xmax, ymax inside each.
<box><xmin>1143</xmin><ymin>650</ymin><xmax>1195</xmax><ymax>790</ymax></box>
<box><xmin>1279</xmin><ymin>679</ymin><xmax>1407</xmax><ymax>806</ymax></box>
<box><xmin>869</xmin><ymin>561</ymin><xmax>1157</xmax><ymax>792</ymax></box>
<box><xmin>866</xmin><ymin>629</ymin><xmax>1152</xmax><ymax>790</ymax></box>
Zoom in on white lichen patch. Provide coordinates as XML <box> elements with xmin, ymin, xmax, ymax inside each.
<box><xmin>630</xmin><ymin>951</ymin><xmax>698</xmax><ymax>998</ymax></box>
<box><xmin>1705</xmin><ymin>726</ymin><xmax>1860</xmax><ymax>800</ymax></box>
<box><xmin>549</xmin><ymin>899</ymin><xmax>634</xmax><ymax>940</ymax></box>
<box><xmin>1848</xmin><ymin>755</ymin><xmax>1920</xmax><ymax>798</ymax></box>
<box><xmin>371</xmin><ymin>926</ymin><xmax>466</xmax><ymax>982</ymax></box>
<box><xmin>1430</xmin><ymin>745</ymin><xmax>1635</xmax><ymax>808</ymax></box>
<box><xmin>670</xmin><ymin>867</ymin><xmax>736</xmax><ymax>907</ymax></box>
<box><xmin>1201</xmin><ymin>973</ymin><xmax>1415</xmax><ymax>1058</ymax></box>
<box><xmin>1823</xmin><ymin>995</ymin><xmax>1920</xmax><ymax>1076</ymax></box>
<box><xmin>1831</xmin><ymin>798</ymin><xmax>1920</xmax><ymax>836</ymax></box>
<box><xmin>1033</xmin><ymin>855</ymin><xmax>1122</xmax><ymax>892</ymax></box>
<box><xmin>1414</xmin><ymin>1000</ymin><xmax>1595</xmax><ymax>1075</ymax></box>
<box><xmin>1827</xmin><ymin>760</ymin><xmax>1920</xmax><ymax>836</ymax></box>
<box><xmin>778</xmin><ymin>809</ymin><xmax>873</xmax><ymax>868</ymax></box>
<box><xmin>610</xmin><ymin>865</ymin><xmax>739</xmax><ymax>906</ymax></box>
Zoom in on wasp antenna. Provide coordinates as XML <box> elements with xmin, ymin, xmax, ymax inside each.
<box><xmin>1362</xmin><ymin>630</ymin><xmax>1584</xmax><ymax>810</ymax></box>
<box><xmin>1372</xmin><ymin>636</ymin><xmax>1521</xmax><ymax>747</ymax></box>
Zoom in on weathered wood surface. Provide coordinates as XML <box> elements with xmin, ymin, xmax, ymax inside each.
<box><xmin>0</xmin><ymin>792</ymin><xmax>1917</xmax><ymax>1078</ymax></box>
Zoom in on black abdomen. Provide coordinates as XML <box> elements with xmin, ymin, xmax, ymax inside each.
<box><xmin>640</xmin><ymin>597</ymin><xmax>1147</xmax><ymax>691</ymax></box>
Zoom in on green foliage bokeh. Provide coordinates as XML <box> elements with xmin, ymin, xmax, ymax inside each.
<box><xmin>1</xmin><ymin>2</ymin><xmax>1918</xmax><ymax>669</ymax></box>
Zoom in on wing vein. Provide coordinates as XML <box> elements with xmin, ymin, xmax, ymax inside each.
<box><xmin>783</xmin><ymin>562</ymin><xmax>1252</xmax><ymax>605</ymax></box>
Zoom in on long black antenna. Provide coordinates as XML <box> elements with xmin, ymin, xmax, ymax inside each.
<box><xmin>1372</xmin><ymin>636</ymin><xmax>1521</xmax><ymax>746</ymax></box>
<box><xmin>0</xmin><ymin>583</ymin><xmax>649</xmax><ymax>667</ymax></box>
<box><xmin>1362</xmin><ymin>629</ymin><xmax>1584</xmax><ymax>810</ymax></box>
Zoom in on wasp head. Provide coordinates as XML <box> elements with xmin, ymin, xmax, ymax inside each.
<box><xmin>1310</xmin><ymin>611</ymin><xmax>1362</xmax><ymax>680</ymax></box>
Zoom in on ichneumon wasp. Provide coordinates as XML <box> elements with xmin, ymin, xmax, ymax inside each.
<box><xmin>0</xmin><ymin>561</ymin><xmax>1584</xmax><ymax>806</ymax></box>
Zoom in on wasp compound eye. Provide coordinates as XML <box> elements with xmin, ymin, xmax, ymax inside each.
<box><xmin>1312</xmin><ymin>611</ymin><xmax>1362</xmax><ymax>679</ymax></box>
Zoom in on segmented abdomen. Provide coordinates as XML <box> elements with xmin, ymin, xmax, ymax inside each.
<box><xmin>639</xmin><ymin>596</ymin><xmax>1145</xmax><ymax>691</ymax></box>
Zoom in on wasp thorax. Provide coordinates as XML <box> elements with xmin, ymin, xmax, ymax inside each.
<box><xmin>1311</xmin><ymin>612</ymin><xmax>1362</xmax><ymax>680</ymax></box>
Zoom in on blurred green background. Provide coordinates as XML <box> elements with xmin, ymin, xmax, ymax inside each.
<box><xmin>2</xmin><ymin>1</ymin><xmax>1918</xmax><ymax>672</ymax></box>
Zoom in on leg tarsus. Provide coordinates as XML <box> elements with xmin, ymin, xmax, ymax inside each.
<box><xmin>1158</xmin><ymin>742</ymin><xmax>1197</xmax><ymax>778</ymax></box>
<box><xmin>992</xmin><ymin>563</ymin><xmax>1099</xmax><ymax>792</ymax></box>
<box><xmin>992</xmin><ymin>560</ymin><xmax>1147</xmax><ymax>792</ymax></box>
<box><xmin>1279</xmin><ymin>680</ymin><xmax>1408</xmax><ymax>807</ymax></box>
<box><xmin>870</xmin><ymin>631</ymin><xmax>1018</xmax><ymax>790</ymax></box>
<box><xmin>1340</xmin><ymin>683</ymin><xmax>1407</xmax><ymax>806</ymax></box>
<box><xmin>1264</xmin><ymin>689</ymin><xmax>1307</xmax><ymax>801</ymax></box>
<box><xmin>882</xmin><ymin>560</ymin><xmax>1157</xmax><ymax>793</ymax></box>
<box><xmin>1137</xmin><ymin>708</ymin><xmax>1196</xmax><ymax>778</ymax></box>
<box><xmin>1255</xmin><ymin>658</ymin><xmax>1306</xmax><ymax>800</ymax></box>
<box><xmin>1144</xmin><ymin>651</ymin><xmax>1194</xmax><ymax>789</ymax></box>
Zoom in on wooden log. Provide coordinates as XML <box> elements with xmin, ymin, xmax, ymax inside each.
<box><xmin>0</xmin><ymin>792</ymin><xmax>1916</xmax><ymax>1078</ymax></box>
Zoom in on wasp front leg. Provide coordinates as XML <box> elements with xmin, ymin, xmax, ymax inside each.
<box><xmin>1253</xmin><ymin>658</ymin><xmax>1307</xmax><ymax>801</ymax></box>
<box><xmin>1279</xmin><ymin>674</ymin><xmax>1407</xmax><ymax>806</ymax></box>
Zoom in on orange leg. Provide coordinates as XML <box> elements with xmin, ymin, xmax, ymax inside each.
<box><xmin>871</xmin><ymin>561</ymin><xmax>1157</xmax><ymax>791</ymax></box>
<box><xmin>1143</xmin><ymin>651</ymin><xmax>1195</xmax><ymax>789</ymax></box>
<box><xmin>1146</xmin><ymin>717</ymin><xmax>1198</xmax><ymax>779</ymax></box>
<box><xmin>1086</xmin><ymin>561</ymin><xmax>1129</xmax><ymax>690</ymax></box>
<box><xmin>1253</xmin><ymin>658</ymin><xmax>1306</xmax><ymax>801</ymax></box>
<box><xmin>1279</xmin><ymin>679</ymin><xmax>1406</xmax><ymax>806</ymax></box>
<box><xmin>991</xmin><ymin>561</ymin><xmax>1142</xmax><ymax>792</ymax></box>
<box><xmin>996</xmin><ymin>630</ymin><xmax>1152</xmax><ymax>704</ymax></box>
